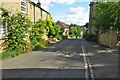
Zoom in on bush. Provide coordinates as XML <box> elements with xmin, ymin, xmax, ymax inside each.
<box><xmin>83</xmin><ymin>32</ymin><xmax>96</xmax><ymax>42</ymax></box>
<box><xmin>0</xmin><ymin>8</ymin><xmax>63</xmax><ymax>60</ymax></box>
<box><xmin>30</xmin><ymin>19</ymin><xmax>47</xmax><ymax>50</ymax></box>
<box><xmin>55</xmin><ymin>35</ymin><xmax>62</xmax><ymax>40</ymax></box>
<box><xmin>2</xmin><ymin>12</ymin><xmax>33</xmax><ymax>52</ymax></box>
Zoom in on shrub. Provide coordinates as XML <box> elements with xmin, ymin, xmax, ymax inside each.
<box><xmin>83</xmin><ymin>32</ymin><xmax>96</xmax><ymax>42</ymax></box>
<box><xmin>55</xmin><ymin>35</ymin><xmax>62</xmax><ymax>40</ymax></box>
<box><xmin>3</xmin><ymin>13</ymin><xmax>33</xmax><ymax>52</ymax></box>
<box><xmin>30</xmin><ymin>19</ymin><xmax>47</xmax><ymax>50</ymax></box>
<box><xmin>0</xmin><ymin>8</ymin><xmax>63</xmax><ymax>59</ymax></box>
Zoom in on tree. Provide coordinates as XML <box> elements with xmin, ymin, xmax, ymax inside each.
<box><xmin>69</xmin><ymin>24</ymin><xmax>82</xmax><ymax>38</ymax></box>
<box><xmin>93</xmin><ymin>2</ymin><xmax>120</xmax><ymax>33</ymax></box>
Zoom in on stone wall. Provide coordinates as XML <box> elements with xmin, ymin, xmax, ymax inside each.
<box><xmin>27</xmin><ymin>2</ymin><xmax>34</xmax><ymax>22</ymax></box>
<box><xmin>0</xmin><ymin>1</ymin><xmax>51</xmax><ymax>22</ymax></box>
<box><xmin>98</xmin><ymin>30</ymin><xmax>117</xmax><ymax>47</ymax></box>
<box><xmin>42</xmin><ymin>10</ymin><xmax>47</xmax><ymax>21</ymax></box>
<box><xmin>0</xmin><ymin>1</ymin><xmax>51</xmax><ymax>51</ymax></box>
<box><xmin>0</xmin><ymin>1</ymin><xmax>21</xmax><ymax>14</ymax></box>
<box><xmin>35</xmin><ymin>6</ymin><xmax>42</xmax><ymax>22</ymax></box>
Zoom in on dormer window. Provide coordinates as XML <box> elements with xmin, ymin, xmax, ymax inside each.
<box><xmin>21</xmin><ymin>0</ymin><xmax>27</xmax><ymax>13</ymax></box>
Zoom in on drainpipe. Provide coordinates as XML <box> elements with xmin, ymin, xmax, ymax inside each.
<box><xmin>33</xmin><ymin>3</ymin><xmax>35</xmax><ymax>23</ymax></box>
<box><xmin>41</xmin><ymin>9</ymin><xmax>42</xmax><ymax>19</ymax></box>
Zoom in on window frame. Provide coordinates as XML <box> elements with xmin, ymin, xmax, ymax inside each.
<box><xmin>0</xmin><ymin>23</ymin><xmax>7</xmax><ymax>39</ymax></box>
<box><xmin>21</xmin><ymin>0</ymin><xmax>27</xmax><ymax>14</ymax></box>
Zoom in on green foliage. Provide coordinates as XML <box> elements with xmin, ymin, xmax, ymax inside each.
<box><xmin>46</xmin><ymin>17</ymin><xmax>63</xmax><ymax>40</ymax></box>
<box><xmin>3</xmin><ymin>13</ymin><xmax>33</xmax><ymax>52</ymax></box>
<box><xmin>1</xmin><ymin>8</ymin><xmax>33</xmax><ymax>59</ymax></box>
<box><xmin>69</xmin><ymin>24</ymin><xmax>82</xmax><ymax>38</ymax></box>
<box><xmin>92</xmin><ymin>2</ymin><xmax>120</xmax><ymax>33</ymax></box>
<box><xmin>83</xmin><ymin>32</ymin><xmax>96</xmax><ymax>42</ymax></box>
<box><xmin>54</xmin><ymin>25</ymin><xmax>63</xmax><ymax>40</ymax></box>
<box><xmin>0</xmin><ymin>8</ymin><xmax>63</xmax><ymax>60</ymax></box>
<box><xmin>0</xmin><ymin>48</ymin><xmax>22</xmax><ymax>60</ymax></box>
<box><xmin>30</xmin><ymin>19</ymin><xmax>46</xmax><ymax>49</ymax></box>
<box><xmin>46</xmin><ymin>17</ymin><xmax>56</xmax><ymax>37</ymax></box>
<box><xmin>0</xmin><ymin>7</ymin><xmax>10</xmax><ymax>18</ymax></box>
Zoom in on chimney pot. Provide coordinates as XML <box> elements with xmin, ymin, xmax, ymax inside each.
<box><xmin>37</xmin><ymin>0</ymin><xmax>41</xmax><ymax>7</ymax></box>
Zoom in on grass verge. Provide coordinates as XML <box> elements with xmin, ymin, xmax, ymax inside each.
<box><xmin>0</xmin><ymin>48</ymin><xmax>22</xmax><ymax>60</ymax></box>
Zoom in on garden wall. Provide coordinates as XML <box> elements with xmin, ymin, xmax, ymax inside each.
<box><xmin>98</xmin><ymin>29</ymin><xmax>117</xmax><ymax>47</ymax></box>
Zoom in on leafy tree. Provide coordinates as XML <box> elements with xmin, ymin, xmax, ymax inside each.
<box><xmin>46</xmin><ymin>16</ymin><xmax>56</xmax><ymax>38</ymax></box>
<box><xmin>46</xmin><ymin>16</ymin><xmax>63</xmax><ymax>40</ymax></box>
<box><xmin>69</xmin><ymin>24</ymin><xmax>82</xmax><ymax>38</ymax></box>
<box><xmin>93</xmin><ymin>2</ymin><xmax>120</xmax><ymax>33</ymax></box>
<box><xmin>54</xmin><ymin>25</ymin><xmax>63</xmax><ymax>40</ymax></box>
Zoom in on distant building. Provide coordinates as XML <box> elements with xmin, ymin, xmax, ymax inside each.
<box><xmin>56</xmin><ymin>21</ymin><xmax>69</xmax><ymax>36</ymax></box>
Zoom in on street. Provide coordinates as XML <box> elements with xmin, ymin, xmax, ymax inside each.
<box><xmin>1</xmin><ymin>39</ymin><xmax>118</xmax><ymax>79</ymax></box>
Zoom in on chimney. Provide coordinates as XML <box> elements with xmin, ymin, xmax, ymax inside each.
<box><xmin>37</xmin><ymin>0</ymin><xmax>41</xmax><ymax>7</ymax></box>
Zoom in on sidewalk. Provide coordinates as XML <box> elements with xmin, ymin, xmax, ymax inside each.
<box><xmin>84</xmin><ymin>41</ymin><xmax>118</xmax><ymax>78</ymax></box>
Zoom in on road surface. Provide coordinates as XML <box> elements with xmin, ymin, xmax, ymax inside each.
<box><xmin>1</xmin><ymin>39</ymin><xmax>118</xmax><ymax>79</ymax></box>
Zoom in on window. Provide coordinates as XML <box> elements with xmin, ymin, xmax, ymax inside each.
<box><xmin>21</xmin><ymin>0</ymin><xmax>27</xmax><ymax>13</ymax></box>
<box><xmin>0</xmin><ymin>23</ymin><xmax>7</xmax><ymax>39</ymax></box>
<box><xmin>0</xmin><ymin>24</ymin><xmax>3</xmax><ymax>39</ymax></box>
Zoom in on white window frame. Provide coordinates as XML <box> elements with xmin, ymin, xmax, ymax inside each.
<box><xmin>0</xmin><ymin>24</ymin><xmax>3</xmax><ymax>39</ymax></box>
<box><xmin>0</xmin><ymin>23</ymin><xmax>7</xmax><ymax>39</ymax></box>
<box><xmin>21</xmin><ymin>0</ymin><xmax>27</xmax><ymax>14</ymax></box>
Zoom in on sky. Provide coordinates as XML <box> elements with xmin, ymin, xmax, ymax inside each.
<box><xmin>32</xmin><ymin>0</ymin><xmax>91</xmax><ymax>26</ymax></box>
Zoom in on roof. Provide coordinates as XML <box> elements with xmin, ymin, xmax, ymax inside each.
<box><xmin>26</xmin><ymin>0</ymin><xmax>50</xmax><ymax>14</ymax></box>
<box><xmin>56</xmin><ymin>21</ymin><xmax>69</xmax><ymax>28</ymax></box>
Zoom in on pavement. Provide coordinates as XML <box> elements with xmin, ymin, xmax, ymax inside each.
<box><xmin>1</xmin><ymin>38</ymin><xmax>119</xmax><ymax>79</ymax></box>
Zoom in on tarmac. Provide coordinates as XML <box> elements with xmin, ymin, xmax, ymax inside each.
<box><xmin>84</xmin><ymin>40</ymin><xmax>118</xmax><ymax>78</ymax></box>
<box><xmin>0</xmin><ymin>39</ymin><xmax>119</xmax><ymax>79</ymax></box>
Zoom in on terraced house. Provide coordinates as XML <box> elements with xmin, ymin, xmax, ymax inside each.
<box><xmin>0</xmin><ymin>0</ymin><xmax>52</xmax><ymax>50</ymax></box>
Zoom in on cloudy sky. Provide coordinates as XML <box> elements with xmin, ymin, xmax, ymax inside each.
<box><xmin>32</xmin><ymin>0</ymin><xmax>91</xmax><ymax>26</ymax></box>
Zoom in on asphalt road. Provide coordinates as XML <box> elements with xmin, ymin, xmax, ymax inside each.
<box><xmin>1</xmin><ymin>38</ymin><xmax>118</xmax><ymax>79</ymax></box>
<box><xmin>2</xmin><ymin>39</ymin><xmax>86</xmax><ymax>78</ymax></box>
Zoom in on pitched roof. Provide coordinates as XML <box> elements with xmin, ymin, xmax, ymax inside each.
<box><xmin>56</xmin><ymin>21</ymin><xmax>69</xmax><ymax>28</ymax></box>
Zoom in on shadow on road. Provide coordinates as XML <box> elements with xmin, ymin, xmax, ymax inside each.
<box><xmin>2</xmin><ymin>39</ymin><xmax>86</xmax><ymax>78</ymax></box>
<box><xmin>38</xmin><ymin>39</ymin><xmax>84</xmax><ymax>55</ymax></box>
<box><xmin>2</xmin><ymin>68</ymin><xmax>85</xmax><ymax>78</ymax></box>
<box><xmin>2</xmin><ymin>39</ymin><xmax>118</xmax><ymax>78</ymax></box>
